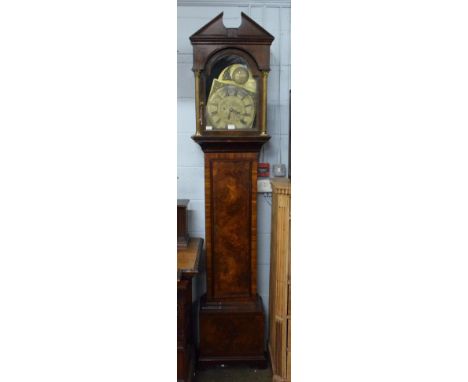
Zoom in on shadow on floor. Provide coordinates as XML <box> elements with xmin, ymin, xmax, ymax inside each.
<box><xmin>194</xmin><ymin>363</ymin><xmax>272</xmax><ymax>382</ymax></box>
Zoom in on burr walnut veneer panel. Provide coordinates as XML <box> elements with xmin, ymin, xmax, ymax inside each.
<box><xmin>204</xmin><ymin>152</ymin><xmax>258</xmax><ymax>301</ymax></box>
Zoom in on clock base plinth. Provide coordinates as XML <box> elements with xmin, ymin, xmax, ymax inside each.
<box><xmin>198</xmin><ymin>294</ymin><xmax>267</xmax><ymax>369</ymax></box>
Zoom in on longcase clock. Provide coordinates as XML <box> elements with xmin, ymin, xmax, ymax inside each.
<box><xmin>190</xmin><ymin>12</ymin><xmax>274</xmax><ymax>367</ymax></box>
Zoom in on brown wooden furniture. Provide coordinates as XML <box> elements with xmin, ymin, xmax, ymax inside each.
<box><xmin>190</xmin><ymin>13</ymin><xmax>274</xmax><ymax>368</ymax></box>
<box><xmin>177</xmin><ymin>199</ymin><xmax>190</xmax><ymax>248</ymax></box>
<box><xmin>177</xmin><ymin>238</ymin><xmax>203</xmax><ymax>382</ymax></box>
<box><xmin>268</xmin><ymin>179</ymin><xmax>291</xmax><ymax>382</ymax></box>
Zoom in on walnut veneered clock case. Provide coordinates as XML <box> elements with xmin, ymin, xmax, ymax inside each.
<box><xmin>190</xmin><ymin>13</ymin><xmax>274</xmax><ymax>367</ymax></box>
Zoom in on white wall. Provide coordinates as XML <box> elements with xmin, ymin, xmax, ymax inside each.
<box><xmin>177</xmin><ymin>1</ymin><xmax>291</xmax><ymax>337</ymax></box>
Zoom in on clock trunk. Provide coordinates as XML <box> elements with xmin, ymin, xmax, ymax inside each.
<box><xmin>198</xmin><ymin>149</ymin><xmax>266</xmax><ymax>367</ymax></box>
<box><xmin>204</xmin><ymin>152</ymin><xmax>258</xmax><ymax>301</ymax></box>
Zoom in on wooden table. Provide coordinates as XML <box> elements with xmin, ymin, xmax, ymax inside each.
<box><xmin>177</xmin><ymin>237</ymin><xmax>203</xmax><ymax>382</ymax></box>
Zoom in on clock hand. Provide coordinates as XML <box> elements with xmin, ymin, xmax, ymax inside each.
<box><xmin>229</xmin><ymin>107</ymin><xmax>241</xmax><ymax>115</ymax></box>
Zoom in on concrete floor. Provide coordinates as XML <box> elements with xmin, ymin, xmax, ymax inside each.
<box><xmin>194</xmin><ymin>364</ymin><xmax>272</xmax><ymax>382</ymax></box>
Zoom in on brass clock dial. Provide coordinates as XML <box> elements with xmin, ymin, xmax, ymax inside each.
<box><xmin>207</xmin><ymin>85</ymin><xmax>256</xmax><ymax>130</ymax></box>
<box><xmin>205</xmin><ymin>64</ymin><xmax>257</xmax><ymax>130</ymax></box>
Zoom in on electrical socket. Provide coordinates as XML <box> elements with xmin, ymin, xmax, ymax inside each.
<box><xmin>257</xmin><ymin>178</ymin><xmax>272</xmax><ymax>193</ymax></box>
